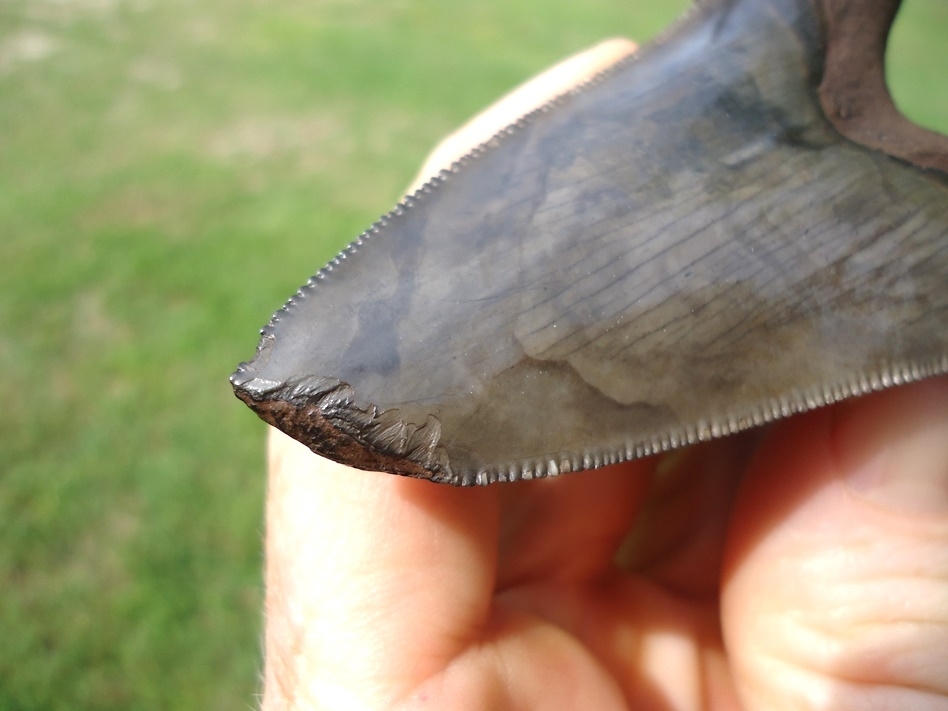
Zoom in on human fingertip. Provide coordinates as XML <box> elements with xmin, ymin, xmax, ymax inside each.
<box><xmin>833</xmin><ymin>375</ymin><xmax>948</xmax><ymax>515</ymax></box>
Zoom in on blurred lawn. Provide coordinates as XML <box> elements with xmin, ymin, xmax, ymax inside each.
<box><xmin>0</xmin><ymin>0</ymin><xmax>944</xmax><ymax>708</ymax></box>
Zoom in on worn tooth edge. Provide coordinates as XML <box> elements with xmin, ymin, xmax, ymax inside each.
<box><xmin>889</xmin><ymin>364</ymin><xmax>904</xmax><ymax>386</ymax></box>
<box><xmin>230</xmin><ymin>372</ymin><xmax>282</xmax><ymax>396</ymax></box>
<box><xmin>846</xmin><ymin>375</ymin><xmax>860</xmax><ymax>396</ymax></box>
<box><xmin>275</xmin><ymin>375</ymin><xmax>344</xmax><ymax>404</ymax></box>
<box><xmin>269</xmin><ymin>377</ymin><xmax>458</xmax><ymax>480</ymax></box>
<box><xmin>390</xmin><ymin>420</ymin><xmax>418</xmax><ymax>457</ymax></box>
<box><xmin>365</xmin><ymin>416</ymin><xmax>409</xmax><ymax>455</ymax></box>
<box><xmin>430</xmin><ymin>449</ymin><xmax>451</xmax><ymax>477</ymax></box>
<box><xmin>749</xmin><ymin>404</ymin><xmax>765</xmax><ymax>426</ymax></box>
<box><xmin>698</xmin><ymin>419</ymin><xmax>713</xmax><ymax>441</ymax></box>
<box><xmin>509</xmin><ymin>463</ymin><xmax>522</xmax><ymax>482</ymax></box>
<box><xmin>824</xmin><ymin>382</ymin><xmax>839</xmax><ymax>402</ymax></box>
<box><xmin>311</xmin><ymin>382</ymin><xmax>354</xmax><ymax>413</ymax></box>
<box><xmin>404</xmin><ymin>415</ymin><xmax>443</xmax><ymax>469</ymax></box>
<box><xmin>334</xmin><ymin>409</ymin><xmax>376</xmax><ymax>439</ymax></box>
<box><xmin>729</xmin><ymin>412</ymin><xmax>742</xmax><ymax>432</ymax></box>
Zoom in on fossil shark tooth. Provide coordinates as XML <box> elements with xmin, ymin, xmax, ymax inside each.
<box><xmin>232</xmin><ymin>0</ymin><xmax>948</xmax><ymax>485</ymax></box>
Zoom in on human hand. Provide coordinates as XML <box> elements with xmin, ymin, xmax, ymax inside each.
<box><xmin>260</xmin><ymin>39</ymin><xmax>948</xmax><ymax>711</ymax></box>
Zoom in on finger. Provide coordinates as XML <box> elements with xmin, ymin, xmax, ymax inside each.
<box><xmin>615</xmin><ymin>431</ymin><xmax>761</xmax><ymax>599</ymax></box>
<box><xmin>264</xmin><ymin>428</ymin><xmax>499</xmax><ymax>709</ymax></box>
<box><xmin>722</xmin><ymin>375</ymin><xmax>948</xmax><ymax>711</ymax></box>
<box><xmin>495</xmin><ymin>458</ymin><xmax>654</xmax><ymax>587</ymax></box>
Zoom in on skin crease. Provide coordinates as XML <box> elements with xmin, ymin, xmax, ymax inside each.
<box><xmin>260</xmin><ymin>40</ymin><xmax>948</xmax><ymax>711</ymax></box>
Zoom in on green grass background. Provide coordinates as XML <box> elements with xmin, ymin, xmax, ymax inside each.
<box><xmin>1</xmin><ymin>0</ymin><xmax>945</xmax><ymax>708</ymax></box>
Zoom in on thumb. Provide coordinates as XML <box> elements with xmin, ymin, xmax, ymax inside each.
<box><xmin>722</xmin><ymin>375</ymin><xmax>948</xmax><ymax>711</ymax></box>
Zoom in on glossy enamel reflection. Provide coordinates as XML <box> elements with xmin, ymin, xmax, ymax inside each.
<box><xmin>232</xmin><ymin>0</ymin><xmax>948</xmax><ymax>485</ymax></box>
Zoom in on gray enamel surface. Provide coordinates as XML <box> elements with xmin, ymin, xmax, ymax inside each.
<box><xmin>232</xmin><ymin>0</ymin><xmax>948</xmax><ymax>485</ymax></box>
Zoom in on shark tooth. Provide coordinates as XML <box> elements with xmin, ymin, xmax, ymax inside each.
<box><xmin>232</xmin><ymin>0</ymin><xmax>948</xmax><ymax>485</ymax></box>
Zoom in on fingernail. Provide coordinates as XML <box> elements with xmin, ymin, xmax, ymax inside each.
<box><xmin>840</xmin><ymin>378</ymin><xmax>948</xmax><ymax>515</ymax></box>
